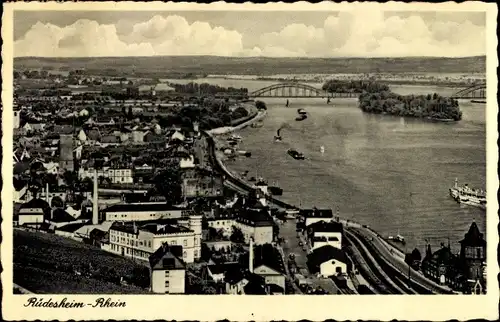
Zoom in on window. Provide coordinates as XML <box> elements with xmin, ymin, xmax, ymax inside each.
<box><xmin>476</xmin><ymin>248</ymin><xmax>481</xmax><ymax>258</ymax></box>
<box><xmin>183</xmin><ymin>240</ymin><xmax>187</xmax><ymax>246</ymax></box>
<box><xmin>183</xmin><ymin>251</ymin><xmax>187</xmax><ymax>258</ymax></box>
<box><xmin>165</xmin><ymin>271</ymin><xmax>170</xmax><ymax>278</ymax></box>
<box><xmin>194</xmin><ymin>250</ymin><xmax>198</xmax><ymax>257</ymax></box>
<box><xmin>195</xmin><ymin>238</ymin><xmax>198</xmax><ymax>246</ymax></box>
<box><xmin>171</xmin><ymin>240</ymin><xmax>176</xmax><ymax>245</ymax></box>
<box><xmin>148</xmin><ymin>241</ymin><xmax>151</xmax><ymax>248</ymax></box>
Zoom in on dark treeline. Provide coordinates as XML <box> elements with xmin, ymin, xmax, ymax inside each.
<box><xmin>322</xmin><ymin>79</ymin><xmax>390</xmax><ymax>93</ymax></box>
<box><xmin>358</xmin><ymin>91</ymin><xmax>462</xmax><ymax>121</ymax></box>
<box><xmin>168</xmin><ymin>82</ymin><xmax>249</xmax><ymax>95</ymax></box>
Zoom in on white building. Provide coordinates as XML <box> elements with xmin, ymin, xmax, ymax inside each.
<box><xmin>179</xmin><ymin>155</ymin><xmax>195</xmax><ymax>169</ymax></box>
<box><xmin>206</xmin><ymin>209</ymin><xmax>274</xmax><ymax>245</ymax></box>
<box><xmin>306</xmin><ymin>220</ymin><xmax>343</xmax><ymax>250</ymax></box>
<box><xmin>149</xmin><ymin>243</ymin><xmax>186</xmax><ymax>294</ymax></box>
<box><xmin>307</xmin><ymin>245</ymin><xmax>350</xmax><ymax>278</ymax></box>
<box><xmin>301</xmin><ymin>208</ymin><xmax>334</xmax><ymax>227</ymax></box>
<box><xmin>18</xmin><ymin>208</ymin><xmax>45</xmax><ymax>226</ymax></box>
<box><xmin>79</xmin><ymin>167</ymin><xmax>133</xmax><ymax>184</ymax></box>
<box><xmin>108</xmin><ymin>216</ymin><xmax>202</xmax><ymax>263</ymax></box>
<box><xmin>13</xmin><ymin>110</ymin><xmax>20</xmax><ymax>129</ymax></box>
<box><xmin>103</xmin><ymin>203</ymin><xmax>187</xmax><ymax>222</ymax></box>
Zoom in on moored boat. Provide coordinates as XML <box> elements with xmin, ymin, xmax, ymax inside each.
<box><xmin>450</xmin><ymin>178</ymin><xmax>486</xmax><ymax>210</ymax></box>
<box><xmin>288</xmin><ymin>148</ymin><xmax>305</xmax><ymax>160</ymax></box>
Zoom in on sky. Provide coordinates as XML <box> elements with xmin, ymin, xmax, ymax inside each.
<box><xmin>14</xmin><ymin>10</ymin><xmax>486</xmax><ymax>58</ymax></box>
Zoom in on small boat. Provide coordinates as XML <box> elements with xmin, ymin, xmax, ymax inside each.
<box><xmin>295</xmin><ymin>114</ymin><xmax>307</xmax><ymax>121</ymax></box>
<box><xmin>297</xmin><ymin>108</ymin><xmax>307</xmax><ymax>115</ymax></box>
<box><xmin>288</xmin><ymin>148</ymin><xmax>305</xmax><ymax>160</ymax></box>
<box><xmin>320</xmin><ymin>146</ymin><xmax>325</xmax><ymax>154</ymax></box>
<box><xmin>251</xmin><ymin>122</ymin><xmax>263</xmax><ymax>128</ymax></box>
<box><xmin>388</xmin><ymin>234</ymin><xmax>406</xmax><ymax>244</ymax></box>
<box><xmin>450</xmin><ymin>178</ymin><xmax>486</xmax><ymax>210</ymax></box>
<box><xmin>286</xmin><ymin>99</ymin><xmax>290</xmax><ymax>107</ymax></box>
<box><xmin>229</xmin><ymin>134</ymin><xmax>242</xmax><ymax>141</ymax></box>
<box><xmin>274</xmin><ymin>128</ymin><xmax>283</xmax><ymax>142</ymax></box>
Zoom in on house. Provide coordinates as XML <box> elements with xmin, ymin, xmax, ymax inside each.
<box><xmin>149</xmin><ymin>243</ymin><xmax>186</xmax><ymax>294</ymax></box>
<box><xmin>79</xmin><ymin>108</ymin><xmax>89</xmax><ymax>117</ymax></box>
<box><xmin>234</xmin><ymin>209</ymin><xmax>274</xmax><ymax>245</ymax></box>
<box><xmin>300</xmin><ymin>208</ymin><xmax>334</xmax><ymax>227</ymax></box>
<box><xmin>181</xmin><ymin>167</ymin><xmax>223</xmax><ymax>199</ymax></box>
<box><xmin>421</xmin><ymin>243</ymin><xmax>463</xmax><ymax>289</ymax></box>
<box><xmin>18</xmin><ymin>208</ymin><xmax>45</xmax><ymax>226</ymax></box>
<box><xmin>225</xmin><ymin>268</ymin><xmax>266</xmax><ymax>295</ymax></box>
<box><xmin>307</xmin><ymin>245</ymin><xmax>351</xmax><ymax>278</ymax></box>
<box><xmin>78</xmin><ymin>129</ymin><xmax>87</xmax><ymax>142</ymax></box>
<box><xmin>306</xmin><ymin>220</ymin><xmax>343</xmax><ymax>250</ymax></box>
<box><xmin>241</xmin><ymin>242</ymin><xmax>286</xmax><ymax>294</ymax></box>
<box><xmin>171</xmin><ymin>130</ymin><xmax>185</xmax><ymax>142</ymax></box>
<box><xmin>108</xmin><ymin>216</ymin><xmax>202</xmax><ymax>263</ymax></box>
<box><xmin>206</xmin><ymin>213</ymin><xmax>235</xmax><ymax>238</ymax></box>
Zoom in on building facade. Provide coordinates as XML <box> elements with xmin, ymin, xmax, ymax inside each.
<box><xmin>149</xmin><ymin>244</ymin><xmax>186</xmax><ymax>294</ymax></box>
<box><xmin>108</xmin><ymin>216</ymin><xmax>202</xmax><ymax>263</ymax></box>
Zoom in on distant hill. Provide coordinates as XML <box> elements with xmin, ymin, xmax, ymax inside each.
<box><xmin>14</xmin><ymin>56</ymin><xmax>486</xmax><ymax>77</ymax></box>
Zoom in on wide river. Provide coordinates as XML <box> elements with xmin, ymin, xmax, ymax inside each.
<box><xmin>169</xmin><ymin>78</ymin><xmax>487</xmax><ymax>254</ymax></box>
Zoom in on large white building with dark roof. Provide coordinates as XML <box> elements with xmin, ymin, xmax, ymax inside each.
<box><xmin>107</xmin><ymin>216</ymin><xmax>202</xmax><ymax>263</ymax></box>
<box><xmin>102</xmin><ymin>203</ymin><xmax>188</xmax><ymax>222</ymax></box>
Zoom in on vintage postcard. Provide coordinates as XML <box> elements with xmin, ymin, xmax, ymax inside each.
<box><xmin>1</xmin><ymin>1</ymin><xmax>498</xmax><ymax>321</ymax></box>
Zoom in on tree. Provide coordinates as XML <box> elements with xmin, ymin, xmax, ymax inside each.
<box><xmin>255</xmin><ymin>100</ymin><xmax>267</xmax><ymax>110</ymax></box>
<box><xmin>153</xmin><ymin>160</ymin><xmax>182</xmax><ymax>204</ymax></box>
<box><xmin>51</xmin><ymin>196</ymin><xmax>64</xmax><ymax>208</ymax></box>
<box><xmin>230</xmin><ymin>226</ymin><xmax>245</xmax><ymax>243</ymax></box>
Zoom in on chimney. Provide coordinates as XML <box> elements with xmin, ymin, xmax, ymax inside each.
<box><xmin>45</xmin><ymin>182</ymin><xmax>50</xmax><ymax>205</ymax></box>
<box><xmin>92</xmin><ymin>169</ymin><xmax>99</xmax><ymax>225</ymax></box>
<box><xmin>249</xmin><ymin>237</ymin><xmax>254</xmax><ymax>273</ymax></box>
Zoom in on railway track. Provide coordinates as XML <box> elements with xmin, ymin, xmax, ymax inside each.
<box><xmin>344</xmin><ymin>234</ymin><xmax>397</xmax><ymax>294</ymax></box>
<box><xmin>348</xmin><ymin>228</ymin><xmax>435</xmax><ymax>294</ymax></box>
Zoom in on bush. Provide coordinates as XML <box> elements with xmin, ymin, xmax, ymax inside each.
<box><xmin>255</xmin><ymin>100</ymin><xmax>267</xmax><ymax>110</ymax></box>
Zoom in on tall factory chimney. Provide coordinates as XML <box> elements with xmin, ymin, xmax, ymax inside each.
<box><xmin>249</xmin><ymin>237</ymin><xmax>254</xmax><ymax>273</ymax></box>
<box><xmin>92</xmin><ymin>169</ymin><xmax>99</xmax><ymax>225</ymax></box>
<box><xmin>45</xmin><ymin>183</ymin><xmax>50</xmax><ymax>205</ymax></box>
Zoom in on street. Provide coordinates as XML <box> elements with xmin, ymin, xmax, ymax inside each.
<box><xmin>279</xmin><ymin>219</ymin><xmax>340</xmax><ymax>294</ymax></box>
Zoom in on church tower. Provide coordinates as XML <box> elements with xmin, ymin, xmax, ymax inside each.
<box><xmin>460</xmin><ymin>222</ymin><xmax>486</xmax><ymax>282</ymax></box>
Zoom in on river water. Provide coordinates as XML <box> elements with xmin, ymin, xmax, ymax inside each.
<box><xmin>173</xmin><ymin>78</ymin><xmax>487</xmax><ymax>254</ymax></box>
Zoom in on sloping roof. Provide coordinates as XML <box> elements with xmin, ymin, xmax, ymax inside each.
<box><xmin>56</xmin><ymin>222</ymin><xmax>87</xmax><ymax>232</ymax></box>
<box><xmin>149</xmin><ymin>243</ymin><xmax>185</xmax><ymax>271</ymax></box>
<box><xmin>307</xmin><ymin>220</ymin><xmax>343</xmax><ymax>233</ymax></box>
<box><xmin>236</xmin><ymin>209</ymin><xmax>273</xmax><ymax>227</ymax></box>
<box><xmin>208</xmin><ymin>262</ymin><xmax>241</xmax><ymax>276</ymax></box>
<box><xmin>460</xmin><ymin>222</ymin><xmax>486</xmax><ymax>247</ymax></box>
<box><xmin>307</xmin><ymin>245</ymin><xmax>349</xmax><ymax>269</ymax></box>
<box><xmin>243</xmin><ymin>279</ymin><xmax>267</xmax><ymax>295</ymax></box>
<box><xmin>51</xmin><ymin>208</ymin><xmax>77</xmax><ymax>223</ymax></box>
<box><xmin>241</xmin><ymin>244</ymin><xmax>286</xmax><ymax>275</ymax></box>
<box><xmin>301</xmin><ymin>208</ymin><xmax>333</xmax><ymax>218</ymax></box>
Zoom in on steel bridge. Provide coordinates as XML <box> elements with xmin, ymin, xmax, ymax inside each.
<box><xmin>450</xmin><ymin>83</ymin><xmax>486</xmax><ymax>99</ymax></box>
<box><xmin>249</xmin><ymin>82</ymin><xmax>358</xmax><ymax>98</ymax></box>
<box><xmin>249</xmin><ymin>81</ymin><xmax>486</xmax><ymax>100</ymax></box>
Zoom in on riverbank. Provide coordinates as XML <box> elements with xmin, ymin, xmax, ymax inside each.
<box><xmin>208</xmin><ymin>108</ymin><xmax>267</xmax><ymax>135</ymax></box>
